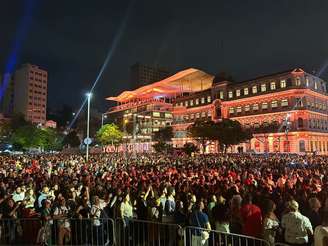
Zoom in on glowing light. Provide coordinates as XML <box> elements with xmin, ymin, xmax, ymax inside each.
<box><xmin>66</xmin><ymin>0</ymin><xmax>135</xmax><ymax>131</ymax></box>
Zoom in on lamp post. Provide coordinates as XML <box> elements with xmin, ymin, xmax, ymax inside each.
<box><xmin>101</xmin><ymin>113</ymin><xmax>107</xmax><ymax>127</ymax></box>
<box><xmin>86</xmin><ymin>92</ymin><xmax>92</xmax><ymax>162</ymax></box>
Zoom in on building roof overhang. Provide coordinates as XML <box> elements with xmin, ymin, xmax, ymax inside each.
<box><xmin>107</xmin><ymin>68</ymin><xmax>214</xmax><ymax>103</ymax></box>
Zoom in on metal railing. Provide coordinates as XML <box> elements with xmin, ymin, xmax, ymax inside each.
<box><xmin>184</xmin><ymin>226</ymin><xmax>270</xmax><ymax>246</ymax></box>
<box><xmin>0</xmin><ymin>217</ymin><xmax>115</xmax><ymax>246</ymax></box>
<box><xmin>115</xmin><ymin>218</ymin><xmax>183</xmax><ymax>246</ymax></box>
<box><xmin>0</xmin><ymin>217</ymin><xmax>290</xmax><ymax>246</ymax></box>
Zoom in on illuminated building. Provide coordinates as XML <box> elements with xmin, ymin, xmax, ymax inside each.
<box><xmin>0</xmin><ymin>64</ymin><xmax>48</xmax><ymax>124</ymax></box>
<box><xmin>107</xmin><ymin>67</ymin><xmax>328</xmax><ymax>154</ymax></box>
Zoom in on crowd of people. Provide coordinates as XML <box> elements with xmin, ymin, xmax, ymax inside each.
<box><xmin>0</xmin><ymin>153</ymin><xmax>328</xmax><ymax>245</ymax></box>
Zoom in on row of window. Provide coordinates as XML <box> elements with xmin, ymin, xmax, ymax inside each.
<box><xmin>229</xmin><ymin>99</ymin><xmax>289</xmax><ymax>114</ymax></box>
<box><xmin>310</xmin><ymin>141</ymin><xmax>328</xmax><ymax>152</ymax></box>
<box><xmin>175</xmin><ymin>111</ymin><xmax>212</xmax><ymax>121</ymax></box>
<box><xmin>309</xmin><ymin>118</ymin><xmax>328</xmax><ymax>130</ymax></box>
<box><xmin>227</xmin><ymin>80</ymin><xmax>288</xmax><ymax>99</ymax></box>
<box><xmin>175</xmin><ymin>96</ymin><xmax>212</xmax><ymax>107</ymax></box>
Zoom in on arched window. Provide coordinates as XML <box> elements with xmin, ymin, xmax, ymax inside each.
<box><xmin>299</xmin><ymin>140</ymin><xmax>305</xmax><ymax>152</ymax></box>
<box><xmin>298</xmin><ymin>118</ymin><xmax>304</xmax><ymax>128</ymax></box>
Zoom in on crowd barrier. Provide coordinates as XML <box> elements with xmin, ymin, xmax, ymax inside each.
<box><xmin>0</xmin><ymin>217</ymin><xmax>115</xmax><ymax>246</ymax></box>
<box><xmin>115</xmin><ymin>218</ymin><xmax>183</xmax><ymax>246</ymax></box>
<box><xmin>0</xmin><ymin>217</ymin><xmax>290</xmax><ymax>246</ymax></box>
<box><xmin>184</xmin><ymin>226</ymin><xmax>270</xmax><ymax>246</ymax></box>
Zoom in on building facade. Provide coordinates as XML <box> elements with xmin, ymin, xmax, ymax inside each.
<box><xmin>107</xmin><ymin>67</ymin><xmax>328</xmax><ymax>154</ymax></box>
<box><xmin>130</xmin><ymin>63</ymin><xmax>171</xmax><ymax>90</ymax></box>
<box><xmin>13</xmin><ymin>64</ymin><xmax>48</xmax><ymax>124</ymax></box>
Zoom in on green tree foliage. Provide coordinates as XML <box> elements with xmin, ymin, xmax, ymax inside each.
<box><xmin>153</xmin><ymin>142</ymin><xmax>173</xmax><ymax>153</ymax></box>
<box><xmin>63</xmin><ymin>130</ymin><xmax>81</xmax><ymax>147</ymax></box>
<box><xmin>153</xmin><ymin>126</ymin><xmax>173</xmax><ymax>142</ymax></box>
<box><xmin>96</xmin><ymin>123</ymin><xmax>123</xmax><ymax>146</ymax></box>
<box><xmin>187</xmin><ymin>120</ymin><xmax>218</xmax><ymax>151</ymax></box>
<box><xmin>215</xmin><ymin>119</ymin><xmax>252</xmax><ymax>152</ymax></box>
<box><xmin>183</xmin><ymin>142</ymin><xmax>198</xmax><ymax>156</ymax></box>
<box><xmin>10</xmin><ymin>125</ymin><xmax>63</xmax><ymax>150</ymax></box>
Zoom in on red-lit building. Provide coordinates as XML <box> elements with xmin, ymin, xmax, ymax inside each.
<box><xmin>107</xmin><ymin>67</ymin><xmax>328</xmax><ymax>154</ymax></box>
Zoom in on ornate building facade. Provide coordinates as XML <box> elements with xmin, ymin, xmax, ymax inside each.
<box><xmin>107</xmin><ymin>67</ymin><xmax>328</xmax><ymax>154</ymax></box>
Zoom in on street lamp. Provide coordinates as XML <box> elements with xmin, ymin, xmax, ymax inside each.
<box><xmin>101</xmin><ymin>113</ymin><xmax>108</xmax><ymax>127</ymax></box>
<box><xmin>86</xmin><ymin>92</ymin><xmax>92</xmax><ymax>162</ymax></box>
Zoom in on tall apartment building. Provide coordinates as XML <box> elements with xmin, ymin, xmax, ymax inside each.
<box><xmin>13</xmin><ymin>64</ymin><xmax>48</xmax><ymax>124</ymax></box>
<box><xmin>0</xmin><ymin>73</ymin><xmax>15</xmax><ymax>117</ymax></box>
<box><xmin>129</xmin><ymin>63</ymin><xmax>170</xmax><ymax>89</ymax></box>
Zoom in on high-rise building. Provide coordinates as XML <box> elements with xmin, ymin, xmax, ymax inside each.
<box><xmin>129</xmin><ymin>63</ymin><xmax>170</xmax><ymax>89</ymax></box>
<box><xmin>0</xmin><ymin>73</ymin><xmax>15</xmax><ymax>117</ymax></box>
<box><xmin>13</xmin><ymin>64</ymin><xmax>48</xmax><ymax>124</ymax></box>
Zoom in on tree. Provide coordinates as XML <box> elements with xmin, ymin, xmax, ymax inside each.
<box><xmin>183</xmin><ymin>142</ymin><xmax>198</xmax><ymax>156</ymax></box>
<box><xmin>63</xmin><ymin>131</ymin><xmax>81</xmax><ymax>148</ymax></box>
<box><xmin>187</xmin><ymin>120</ymin><xmax>217</xmax><ymax>152</ymax></box>
<box><xmin>96</xmin><ymin>123</ymin><xmax>123</xmax><ymax>148</ymax></box>
<box><xmin>153</xmin><ymin>142</ymin><xmax>173</xmax><ymax>153</ymax></box>
<box><xmin>153</xmin><ymin>126</ymin><xmax>173</xmax><ymax>143</ymax></box>
<box><xmin>215</xmin><ymin>119</ymin><xmax>252</xmax><ymax>152</ymax></box>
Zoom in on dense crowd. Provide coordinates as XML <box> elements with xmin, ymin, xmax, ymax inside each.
<box><xmin>0</xmin><ymin>153</ymin><xmax>328</xmax><ymax>245</ymax></box>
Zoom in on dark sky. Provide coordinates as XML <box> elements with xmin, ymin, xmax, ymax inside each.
<box><xmin>1</xmin><ymin>0</ymin><xmax>328</xmax><ymax>112</ymax></box>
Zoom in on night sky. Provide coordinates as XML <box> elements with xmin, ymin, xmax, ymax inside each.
<box><xmin>1</xmin><ymin>0</ymin><xmax>328</xmax><ymax>112</ymax></box>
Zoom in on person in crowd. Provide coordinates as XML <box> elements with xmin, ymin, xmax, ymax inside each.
<box><xmin>262</xmin><ymin>199</ymin><xmax>279</xmax><ymax>246</ymax></box>
<box><xmin>213</xmin><ymin>197</ymin><xmax>230</xmax><ymax>233</ymax></box>
<box><xmin>53</xmin><ymin>197</ymin><xmax>71</xmax><ymax>245</ymax></box>
<box><xmin>120</xmin><ymin>192</ymin><xmax>133</xmax><ymax>227</ymax></box>
<box><xmin>314</xmin><ymin>211</ymin><xmax>328</xmax><ymax>246</ymax></box>
<box><xmin>91</xmin><ymin>195</ymin><xmax>105</xmax><ymax>245</ymax></box>
<box><xmin>190</xmin><ymin>199</ymin><xmax>211</xmax><ymax>246</ymax></box>
<box><xmin>240</xmin><ymin>194</ymin><xmax>262</xmax><ymax>238</ymax></box>
<box><xmin>305</xmin><ymin>197</ymin><xmax>322</xmax><ymax>230</ymax></box>
<box><xmin>281</xmin><ymin>200</ymin><xmax>313</xmax><ymax>246</ymax></box>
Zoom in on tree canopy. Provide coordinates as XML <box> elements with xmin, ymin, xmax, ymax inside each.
<box><xmin>96</xmin><ymin>123</ymin><xmax>123</xmax><ymax>146</ymax></box>
<box><xmin>153</xmin><ymin>126</ymin><xmax>173</xmax><ymax>143</ymax></box>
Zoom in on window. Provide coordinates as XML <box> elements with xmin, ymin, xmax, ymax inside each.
<box><xmin>208</xmin><ymin>111</ymin><xmax>212</xmax><ymax>116</ymax></box>
<box><xmin>245</xmin><ymin>105</ymin><xmax>250</xmax><ymax>112</ymax></box>
<box><xmin>153</xmin><ymin>112</ymin><xmax>160</xmax><ymax>117</ymax></box>
<box><xmin>207</xmin><ymin>96</ymin><xmax>211</xmax><ymax>103</ymax></box>
<box><xmin>190</xmin><ymin>114</ymin><xmax>194</xmax><ymax>119</ymax></box>
<box><xmin>252</xmin><ymin>85</ymin><xmax>258</xmax><ymax>94</ymax></box>
<box><xmin>196</xmin><ymin>113</ymin><xmax>200</xmax><ymax>118</ymax></box>
<box><xmin>196</xmin><ymin>98</ymin><xmax>200</xmax><ymax>105</ymax></box>
<box><xmin>306</xmin><ymin>77</ymin><xmax>309</xmax><ymax>87</ymax></box>
<box><xmin>229</xmin><ymin>107</ymin><xmax>235</xmax><ymax>114</ymax></box>
<box><xmin>271</xmin><ymin>101</ymin><xmax>278</xmax><ymax>108</ymax></box>
<box><xmin>270</xmin><ymin>82</ymin><xmax>276</xmax><ymax>90</ymax></box>
<box><xmin>185</xmin><ymin>101</ymin><xmax>189</xmax><ymax>107</ymax></box>
<box><xmin>280</xmin><ymin>80</ymin><xmax>286</xmax><ymax>88</ymax></box>
<box><xmin>236</xmin><ymin>106</ymin><xmax>242</xmax><ymax>113</ymax></box>
<box><xmin>295</xmin><ymin>77</ymin><xmax>301</xmax><ymax>86</ymax></box>
<box><xmin>244</xmin><ymin>88</ymin><xmax>249</xmax><ymax>95</ymax></box>
<box><xmin>261</xmin><ymin>84</ymin><xmax>267</xmax><ymax>92</ymax></box>
<box><xmin>184</xmin><ymin>115</ymin><xmax>189</xmax><ymax>120</ymax></box>
<box><xmin>236</xmin><ymin>89</ymin><xmax>241</xmax><ymax>97</ymax></box>
<box><xmin>262</xmin><ymin>102</ymin><xmax>268</xmax><ymax>109</ymax></box>
<box><xmin>228</xmin><ymin>91</ymin><xmax>233</xmax><ymax>98</ymax></box>
<box><xmin>165</xmin><ymin>113</ymin><xmax>172</xmax><ymax>118</ymax></box>
<box><xmin>315</xmin><ymin>81</ymin><xmax>318</xmax><ymax>90</ymax></box>
<box><xmin>190</xmin><ymin>100</ymin><xmax>194</xmax><ymax>106</ymax></box>
<box><xmin>253</xmin><ymin>104</ymin><xmax>259</xmax><ymax>110</ymax></box>
<box><xmin>219</xmin><ymin>91</ymin><xmax>224</xmax><ymax>99</ymax></box>
<box><xmin>281</xmin><ymin>99</ymin><xmax>288</xmax><ymax>107</ymax></box>
<box><xmin>298</xmin><ymin>118</ymin><xmax>304</xmax><ymax>128</ymax></box>
<box><xmin>201</xmin><ymin>112</ymin><xmax>206</xmax><ymax>117</ymax></box>
<box><xmin>201</xmin><ymin>97</ymin><xmax>205</xmax><ymax>104</ymax></box>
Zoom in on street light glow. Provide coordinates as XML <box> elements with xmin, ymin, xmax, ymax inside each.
<box><xmin>86</xmin><ymin>92</ymin><xmax>92</xmax><ymax>98</ymax></box>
